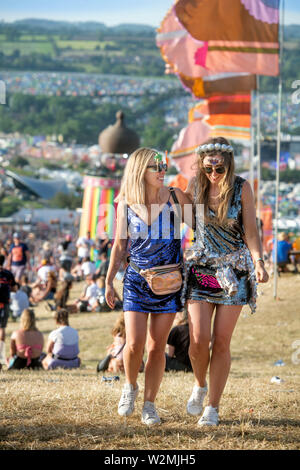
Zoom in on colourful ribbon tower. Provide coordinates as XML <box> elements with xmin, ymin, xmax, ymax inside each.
<box><xmin>79</xmin><ymin>175</ymin><xmax>120</xmax><ymax>241</ymax></box>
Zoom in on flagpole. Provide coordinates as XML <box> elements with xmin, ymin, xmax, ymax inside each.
<box><xmin>249</xmin><ymin>89</ymin><xmax>255</xmax><ymax>190</ymax></box>
<box><xmin>273</xmin><ymin>0</ymin><xmax>285</xmax><ymax>300</ymax></box>
<box><xmin>256</xmin><ymin>75</ymin><xmax>262</xmax><ymax>237</ymax></box>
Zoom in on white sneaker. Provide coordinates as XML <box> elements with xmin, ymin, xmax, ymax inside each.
<box><xmin>141</xmin><ymin>401</ymin><xmax>161</xmax><ymax>426</ymax></box>
<box><xmin>118</xmin><ymin>383</ymin><xmax>139</xmax><ymax>417</ymax></box>
<box><xmin>197</xmin><ymin>405</ymin><xmax>219</xmax><ymax>426</ymax></box>
<box><xmin>186</xmin><ymin>384</ymin><xmax>208</xmax><ymax>416</ymax></box>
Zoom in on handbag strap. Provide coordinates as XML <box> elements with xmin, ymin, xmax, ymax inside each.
<box><xmin>169</xmin><ymin>187</ymin><xmax>179</xmax><ymax>205</ymax></box>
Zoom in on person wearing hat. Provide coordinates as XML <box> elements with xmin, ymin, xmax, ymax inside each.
<box><xmin>7</xmin><ymin>233</ymin><xmax>30</xmax><ymax>283</ymax></box>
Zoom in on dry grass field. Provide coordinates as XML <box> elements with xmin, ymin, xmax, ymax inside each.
<box><xmin>0</xmin><ymin>273</ymin><xmax>299</xmax><ymax>451</ymax></box>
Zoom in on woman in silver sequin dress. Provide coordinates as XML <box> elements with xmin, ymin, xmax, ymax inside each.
<box><xmin>184</xmin><ymin>137</ymin><xmax>269</xmax><ymax>427</ymax></box>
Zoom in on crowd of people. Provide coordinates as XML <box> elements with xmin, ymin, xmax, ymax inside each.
<box><xmin>1</xmin><ymin>138</ymin><xmax>298</xmax><ymax>429</ymax></box>
<box><xmin>3</xmin><ymin>72</ymin><xmax>300</xmax><ymax>135</ymax></box>
<box><xmin>0</xmin><ymin>228</ymin><xmax>120</xmax><ymax>372</ymax></box>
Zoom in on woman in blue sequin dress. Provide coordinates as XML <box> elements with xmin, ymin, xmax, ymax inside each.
<box><xmin>105</xmin><ymin>147</ymin><xmax>192</xmax><ymax>425</ymax></box>
<box><xmin>183</xmin><ymin>137</ymin><xmax>269</xmax><ymax>427</ymax></box>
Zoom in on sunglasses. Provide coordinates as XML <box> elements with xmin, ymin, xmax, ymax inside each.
<box><xmin>147</xmin><ymin>163</ymin><xmax>168</xmax><ymax>173</ymax></box>
<box><xmin>203</xmin><ymin>166</ymin><xmax>226</xmax><ymax>174</ymax></box>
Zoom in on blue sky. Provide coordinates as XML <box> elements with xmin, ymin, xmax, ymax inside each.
<box><xmin>1</xmin><ymin>0</ymin><xmax>300</xmax><ymax>26</ymax></box>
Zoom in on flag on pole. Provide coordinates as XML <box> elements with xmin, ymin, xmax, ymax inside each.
<box><xmin>157</xmin><ymin>1</ymin><xmax>279</xmax><ymax>78</ymax></box>
<box><xmin>178</xmin><ymin>72</ymin><xmax>257</xmax><ymax>99</ymax></box>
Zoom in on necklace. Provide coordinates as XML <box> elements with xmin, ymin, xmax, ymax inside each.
<box><xmin>209</xmin><ymin>194</ymin><xmax>220</xmax><ymax>199</ymax></box>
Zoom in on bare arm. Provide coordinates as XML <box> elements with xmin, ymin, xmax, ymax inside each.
<box><xmin>105</xmin><ymin>201</ymin><xmax>128</xmax><ymax>308</ymax></box>
<box><xmin>10</xmin><ymin>333</ymin><xmax>17</xmax><ymax>357</ymax></box>
<box><xmin>171</xmin><ymin>186</ymin><xmax>195</xmax><ymax>229</ymax></box>
<box><xmin>46</xmin><ymin>339</ymin><xmax>54</xmax><ymax>355</ymax></box>
<box><xmin>242</xmin><ymin>181</ymin><xmax>269</xmax><ymax>283</ymax></box>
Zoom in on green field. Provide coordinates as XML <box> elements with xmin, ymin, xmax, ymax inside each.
<box><xmin>0</xmin><ymin>38</ymin><xmax>123</xmax><ymax>60</ymax></box>
<box><xmin>0</xmin><ymin>41</ymin><xmax>55</xmax><ymax>56</ymax></box>
<box><xmin>57</xmin><ymin>40</ymin><xmax>116</xmax><ymax>50</ymax></box>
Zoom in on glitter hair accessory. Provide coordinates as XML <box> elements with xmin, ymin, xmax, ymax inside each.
<box><xmin>197</xmin><ymin>143</ymin><xmax>234</xmax><ymax>154</ymax></box>
<box><xmin>154</xmin><ymin>152</ymin><xmax>163</xmax><ymax>162</ymax></box>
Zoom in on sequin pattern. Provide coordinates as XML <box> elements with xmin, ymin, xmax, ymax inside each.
<box><xmin>183</xmin><ymin>176</ymin><xmax>257</xmax><ymax>314</ymax></box>
<box><xmin>123</xmin><ymin>200</ymin><xmax>183</xmax><ymax>313</ymax></box>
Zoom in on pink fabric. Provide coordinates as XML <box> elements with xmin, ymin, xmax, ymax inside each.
<box><xmin>171</xmin><ymin>153</ymin><xmax>198</xmax><ymax>180</ymax></box>
<box><xmin>170</xmin><ymin>119</ymin><xmax>211</xmax><ymax>158</ymax></box>
<box><xmin>206</xmin><ymin>50</ymin><xmax>279</xmax><ymax>76</ymax></box>
<box><xmin>157</xmin><ymin>6</ymin><xmax>279</xmax><ymax>77</ymax></box>
<box><xmin>16</xmin><ymin>344</ymin><xmax>43</xmax><ymax>366</ymax></box>
<box><xmin>194</xmin><ymin>42</ymin><xmax>209</xmax><ymax>68</ymax></box>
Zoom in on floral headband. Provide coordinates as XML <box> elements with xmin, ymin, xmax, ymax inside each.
<box><xmin>197</xmin><ymin>143</ymin><xmax>234</xmax><ymax>154</ymax></box>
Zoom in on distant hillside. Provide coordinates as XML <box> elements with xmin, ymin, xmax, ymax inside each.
<box><xmin>5</xmin><ymin>19</ymin><xmax>300</xmax><ymax>39</ymax></box>
<box><xmin>284</xmin><ymin>24</ymin><xmax>300</xmax><ymax>40</ymax></box>
<box><xmin>12</xmin><ymin>19</ymin><xmax>156</xmax><ymax>35</ymax></box>
<box><xmin>14</xmin><ymin>19</ymin><xmax>108</xmax><ymax>31</ymax></box>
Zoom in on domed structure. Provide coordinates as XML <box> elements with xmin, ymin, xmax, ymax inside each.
<box><xmin>98</xmin><ymin>110</ymin><xmax>140</xmax><ymax>155</ymax></box>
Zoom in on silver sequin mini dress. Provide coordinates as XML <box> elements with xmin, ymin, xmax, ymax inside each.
<box><xmin>182</xmin><ymin>176</ymin><xmax>257</xmax><ymax>313</ymax></box>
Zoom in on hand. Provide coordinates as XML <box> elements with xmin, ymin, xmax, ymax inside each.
<box><xmin>255</xmin><ymin>263</ymin><xmax>269</xmax><ymax>283</ymax></box>
<box><xmin>105</xmin><ymin>284</ymin><xmax>116</xmax><ymax>309</ymax></box>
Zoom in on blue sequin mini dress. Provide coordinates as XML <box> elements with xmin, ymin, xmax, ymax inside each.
<box><xmin>123</xmin><ymin>199</ymin><xmax>183</xmax><ymax>314</ymax></box>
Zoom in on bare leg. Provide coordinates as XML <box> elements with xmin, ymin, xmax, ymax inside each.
<box><xmin>123</xmin><ymin>311</ymin><xmax>148</xmax><ymax>388</ymax></box>
<box><xmin>208</xmin><ymin>304</ymin><xmax>242</xmax><ymax>408</ymax></box>
<box><xmin>0</xmin><ymin>327</ymin><xmax>5</xmax><ymax>342</ymax></box>
<box><xmin>187</xmin><ymin>300</ymin><xmax>215</xmax><ymax>387</ymax></box>
<box><xmin>144</xmin><ymin>312</ymin><xmax>176</xmax><ymax>403</ymax></box>
<box><xmin>0</xmin><ymin>328</ymin><xmax>5</xmax><ymax>370</ymax></box>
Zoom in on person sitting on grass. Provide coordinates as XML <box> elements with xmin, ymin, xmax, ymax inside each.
<box><xmin>73</xmin><ymin>273</ymin><xmax>99</xmax><ymax>312</ymax></box>
<box><xmin>10</xmin><ymin>282</ymin><xmax>30</xmax><ymax>320</ymax></box>
<box><xmin>165</xmin><ymin>310</ymin><xmax>192</xmax><ymax>373</ymax></box>
<box><xmin>42</xmin><ymin>309</ymin><xmax>80</xmax><ymax>370</ymax></box>
<box><xmin>8</xmin><ymin>308</ymin><xmax>44</xmax><ymax>370</ymax></box>
<box><xmin>30</xmin><ymin>271</ymin><xmax>57</xmax><ymax>304</ymax></box>
<box><xmin>106</xmin><ymin>312</ymin><xmax>126</xmax><ymax>373</ymax></box>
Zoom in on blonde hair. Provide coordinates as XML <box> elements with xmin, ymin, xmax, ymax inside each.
<box><xmin>195</xmin><ymin>136</ymin><xmax>235</xmax><ymax>226</ymax></box>
<box><xmin>20</xmin><ymin>309</ymin><xmax>37</xmax><ymax>331</ymax></box>
<box><xmin>111</xmin><ymin>312</ymin><xmax>125</xmax><ymax>339</ymax></box>
<box><xmin>115</xmin><ymin>147</ymin><xmax>157</xmax><ymax>206</ymax></box>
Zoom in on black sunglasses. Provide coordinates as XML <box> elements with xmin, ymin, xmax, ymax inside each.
<box><xmin>147</xmin><ymin>163</ymin><xmax>168</xmax><ymax>173</ymax></box>
<box><xmin>204</xmin><ymin>166</ymin><xmax>226</xmax><ymax>174</ymax></box>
